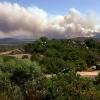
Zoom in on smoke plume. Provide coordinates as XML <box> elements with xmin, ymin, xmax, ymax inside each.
<box><xmin>0</xmin><ymin>2</ymin><xmax>99</xmax><ymax>39</ymax></box>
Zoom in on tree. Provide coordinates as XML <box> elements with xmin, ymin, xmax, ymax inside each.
<box><xmin>85</xmin><ymin>38</ymin><xmax>97</xmax><ymax>48</ymax></box>
<box><xmin>39</xmin><ymin>36</ymin><xmax>48</xmax><ymax>42</ymax></box>
<box><xmin>85</xmin><ymin>52</ymin><xmax>96</xmax><ymax>67</ymax></box>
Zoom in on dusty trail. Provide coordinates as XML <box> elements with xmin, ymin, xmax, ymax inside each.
<box><xmin>0</xmin><ymin>49</ymin><xmax>31</xmax><ymax>59</ymax></box>
<box><xmin>77</xmin><ymin>71</ymin><xmax>100</xmax><ymax>77</ymax></box>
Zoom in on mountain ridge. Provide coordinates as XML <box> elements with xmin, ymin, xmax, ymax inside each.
<box><xmin>0</xmin><ymin>34</ymin><xmax>100</xmax><ymax>45</ymax></box>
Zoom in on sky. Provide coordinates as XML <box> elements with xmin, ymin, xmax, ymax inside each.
<box><xmin>0</xmin><ymin>0</ymin><xmax>100</xmax><ymax>39</ymax></box>
<box><xmin>1</xmin><ymin>0</ymin><xmax>100</xmax><ymax>15</ymax></box>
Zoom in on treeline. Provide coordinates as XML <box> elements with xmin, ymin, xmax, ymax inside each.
<box><xmin>24</xmin><ymin>37</ymin><xmax>100</xmax><ymax>73</ymax></box>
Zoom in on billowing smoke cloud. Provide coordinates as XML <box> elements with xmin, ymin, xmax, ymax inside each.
<box><xmin>0</xmin><ymin>2</ymin><xmax>99</xmax><ymax>39</ymax></box>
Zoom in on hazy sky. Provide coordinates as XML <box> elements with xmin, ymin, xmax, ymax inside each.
<box><xmin>0</xmin><ymin>0</ymin><xmax>99</xmax><ymax>39</ymax></box>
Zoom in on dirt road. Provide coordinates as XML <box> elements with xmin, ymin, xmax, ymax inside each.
<box><xmin>77</xmin><ymin>71</ymin><xmax>100</xmax><ymax>77</ymax></box>
<box><xmin>0</xmin><ymin>49</ymin><xmax>31</xmax><ymax>59</ymax></box>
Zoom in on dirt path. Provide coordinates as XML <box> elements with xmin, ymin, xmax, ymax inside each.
<box><xmin>0</xmin><ymin>49</ymin><xmax>31</xmax><ymax>59</ymax></box>
<box><xmin>77</xmin><ymin>71</ymin><xmax>100</xmax><ymax>77</ymax></box>
<box><xmin>0</xmin><ymin>49</ymin><xmax>21</xmax><ymax>55</ymax></box>
<box><xmin>45</xmin><ymin>71</ymin><xmax>100</xmax><ymax>79</ymax></box>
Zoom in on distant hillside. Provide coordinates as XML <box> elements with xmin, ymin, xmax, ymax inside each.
<box><xmin>71</xmin><ymin>35</ymin><xmax>100</xmax><ymax>41</ymax></box>
<box><xmin>94</xmin><ymin>33</ymin><xmax>100</xmax><ymax>38</ymax></box>
<box><xmin>71</xmin><ymin>37</ymin><xmax>89</xmax><ymax>41</ymax></box>
<box><xmin>0</xmin><ymin>34</ymin><xmax>100</xmax><ymax>45</ymax></box>
<box><xmin>0</xmin><ymin>38</ymin><xmax>34</xmax><ymax>45</ymax></box>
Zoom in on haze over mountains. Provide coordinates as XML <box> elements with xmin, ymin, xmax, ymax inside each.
<box><xmin>0</xmin><ymin>33</ymin><xmax>99</xmax><ymax>45</ymax></box>
<box><xmin>0</xmin><ymin>38</ymin><xmax>34</xmax><ymax>45</ymax></box>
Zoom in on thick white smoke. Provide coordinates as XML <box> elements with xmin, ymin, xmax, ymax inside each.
<box><xmin>0</xmin><ymin>2</ymin><xmax>99</xmax><ymax>39</ymax></box>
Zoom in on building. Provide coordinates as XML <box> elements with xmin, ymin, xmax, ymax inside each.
<box><xmin>96</xmin><ymin>64</ymin><xmax>100</xmax><ymax>70</ymax></box>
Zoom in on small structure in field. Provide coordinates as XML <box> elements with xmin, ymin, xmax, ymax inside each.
<box><xmin>91</xmin><ymin>66</ymin><xmax>96</xmax><ymax>70</ymax></box>
<box><xmin>96</xmin><ymin>64</ymin><xmax>100</xmax><ymax>70</ymax></box>
<box><xmin>90</xmin><ymin>64</ymin><xmax>100</xmax><ymax>70</ymax></box>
